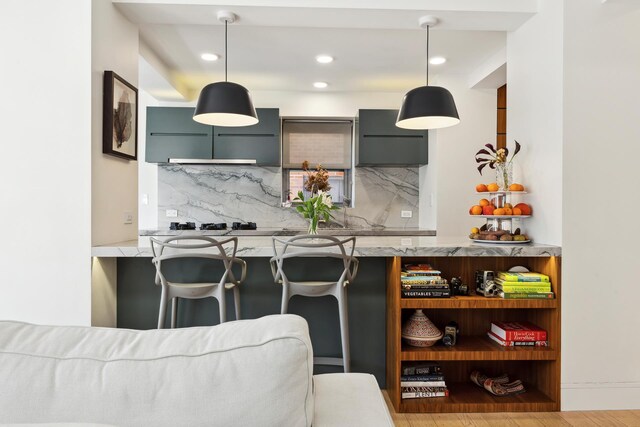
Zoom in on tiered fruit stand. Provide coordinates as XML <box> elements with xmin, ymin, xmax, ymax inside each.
<box><xmin>470</xmin><ymin>190</ymin><xmax>531</xmax><ymax>243</ymax></box>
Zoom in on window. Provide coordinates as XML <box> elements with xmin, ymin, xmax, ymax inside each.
<box><xmin>282</xmin><ymin>119</ymin><xmax>353</xmax><ymax>205</ymax></box>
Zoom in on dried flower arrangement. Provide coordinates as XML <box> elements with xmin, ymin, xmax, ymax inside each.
<box><xmin>302</xmin><ymin>160</ymin><xmax>331</xmax><ymax>193</ymax></box>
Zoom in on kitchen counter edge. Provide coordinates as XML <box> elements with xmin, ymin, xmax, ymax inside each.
<box><xmin>92</xmin><ymin>236</ymin><xmax>561</xmax><ymax>258</ymax></box>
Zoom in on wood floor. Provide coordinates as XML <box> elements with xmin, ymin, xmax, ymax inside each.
<box><xmin>382</xmin><ymin>392</ymin><xmax>640</xmax><ymax>426</ymax></box>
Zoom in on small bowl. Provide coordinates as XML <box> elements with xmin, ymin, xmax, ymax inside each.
<box><xmin>402</xmin><ymin>335</ymin><xmax>442</xmax><ymax>347</ymax></box>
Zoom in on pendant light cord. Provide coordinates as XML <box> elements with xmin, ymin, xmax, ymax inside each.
<box><xmin>426</xmin><ymin>25</ymin><xmax>430</xmax><ymax>86</ymax></box>
<box><xmin>224</xmin><ymin>20</ymin><xmax>228</xmax><ymax>82</ymax></box>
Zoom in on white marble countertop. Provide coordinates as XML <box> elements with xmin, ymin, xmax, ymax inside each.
<box><xmin>92</xmin><ymin>236</ymin><xmax>561</xmax><ymax>258</ymax></box>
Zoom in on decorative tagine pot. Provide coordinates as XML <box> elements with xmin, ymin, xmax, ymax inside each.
<box><xmin>401</xmin><ymin>309</ymin><xmax>443</xmax><ymax>347</ymax></box>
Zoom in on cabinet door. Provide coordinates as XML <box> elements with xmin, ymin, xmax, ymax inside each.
<box><xmin>145</xmin><ymin>107</ymin><xmax>213</xmax><ymax>163</ymax></box>
<box><xmin>213</xmin><ymin>108</ymin><xmax>280</xmax><ymax>166</ymax></box>
<box><xmin>356</xmin><ymin>109</ymin><xmax>428</xmax><ymax>166</ymax></box>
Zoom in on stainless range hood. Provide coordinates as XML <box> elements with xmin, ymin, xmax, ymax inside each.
<box><xmin>169</xmin><ymin>158</ymin><xmax>257</xmax><ymax>165</ymax></box>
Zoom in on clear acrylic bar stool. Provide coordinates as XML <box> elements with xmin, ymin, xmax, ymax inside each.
<box><xmin>270</xmin><ymin>235</ymin><xmax>359</xmax><ymax>372</ymax></box>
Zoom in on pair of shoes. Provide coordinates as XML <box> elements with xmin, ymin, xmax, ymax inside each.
<box><xmin>484</xmin><ymin>378</ymin><xmax>526</xmax><ymax>396</ymax></box>
<box><xmin>470</xmin><ymin>370</ymin><xmax>509</xmax><ymax>388</ymax></box>
<box><xmin>469</xmin><ymin>370</ymin><xmax>526</xmax><ymax>397</ymax></box>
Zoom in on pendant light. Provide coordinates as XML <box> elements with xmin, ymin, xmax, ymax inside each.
<box><xmin>193</xmin><ymin>11</ymin><xmax>258</xmax><ymax>127</ymax></box>
<box><xmin>396</xmin><ymin>16</ymin><xmax>460</xmax><ymax>130</ymax></box>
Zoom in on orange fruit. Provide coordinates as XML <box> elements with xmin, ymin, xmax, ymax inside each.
<box><xmin>504</xmin><ymin>203</ymin><xmax>513</xmax><ymax>209</ymax></box>
<box><xmin>509</xmin><ymin>183</ymin><xmax>525</xmax><ymax>191</ymax></box>
<box><xmin>504</xmin><ymin>207</ymin><xmax>513</xmax><ymax>215</ymax></box>
<box><xmin>512</xmin><ymin>207</ymin><xmax>522</xmax><ymax>216</ymax></box>
<box><xmin>479</xmin><ymin>198</ymin><xmax>490</xmax><ymax>207</ymax></box>
<box><xmin>482</xmin><ymin>205</ymin><xmax>495</xmax><ymax>216</ymax></box>
<box><xmin>487</xmin><ymin>183</ymin><xmax>500</xmax><ymax>192</ymax></box>
<box><xmin>476</xmin><ymin>184</ymin><xmax>488</xmax><ymax>192</ymax></box>
<box><xmin>470</xmin><ymin>205</ymin><xmax>483</xmax><ymax>215</ymax></box>
<box><xmin>493</xmin><ymin>208</ymin><xmax>506</xmax><ymax>216</ymax></box>
<box><xmin>514</xmin><ymin>203</ymin><xmax>532</xmax><ymax>215</ymax></box>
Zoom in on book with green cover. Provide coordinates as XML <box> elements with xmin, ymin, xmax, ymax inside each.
<box><xmin>495</xmin><ymin>278</ymin><xmax>550</xmax><ymax>287</ymax></box>
<box><xmin>497</xmin><ymin>284</ymin><xmax>551</xmax><ymax>293</ymax></box>
<box><xmin>499</xmin><ymin>291</ymin><xmax>555</xmax><ymax>299</ymax></box>
<box><xmin>497</xmin><ymin>272</ymin><xmax>549</xmax><ymax>282</ymax></box>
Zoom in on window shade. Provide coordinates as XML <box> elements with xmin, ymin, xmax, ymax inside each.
<box><xmin>282</xmin><ymin>120</ymin><xmax>353</xmax><ymax>169</ymax></box>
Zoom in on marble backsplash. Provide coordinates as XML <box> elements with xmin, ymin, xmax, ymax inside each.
<box><xmin>157</xmin><ymin>165</ymin><xmax>419</xmax><ymax>229</ymax></box>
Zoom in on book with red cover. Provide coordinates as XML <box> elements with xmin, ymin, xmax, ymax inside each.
<box><xmin>490</xmin><ymin>321</ymin><xmax>547</xmax><ymax>341</ymax></box>
<box><xmin>487</xmin><ymin>331</ymin><xmax>548</xmax><ymax>347</ymax></box>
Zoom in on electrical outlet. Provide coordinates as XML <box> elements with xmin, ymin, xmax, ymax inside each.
<box><xmin>123</xmin><ymin>212</ymin><xmax>133</xmax><ymax>224</ymax></box>
<box><xmin>401</xmin><ymin>238</ymin><xmax>413</xmax><ymax>246</ymax></box>
<box><xmin>401</xmin><ymin>210</ymin><xmax>413</xmax><ymax>218</ymax></box>
<box><xmin>166</xmin><ymin>209</ymin><xmax>178</xmax><ymax>218</ymax></box>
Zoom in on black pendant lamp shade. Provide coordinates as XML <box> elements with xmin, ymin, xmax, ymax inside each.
<box><xmin>193</xmin><ymin>81</ymin><xmax>258</xmax><ymax>126</ymax></box>
<box><xmin>396</xmin><ymin>16</ymin><xmax>460</xmax><ymax>130</ymax></box>
<box><xmin>193</xmin><ymin>11</ymin><xmax>258</xmax><ymax>127</ymax></box>
<box><xmin>396</xmin><ymin>85</ymin><xmax>459</xmax><ymax>130</ymax></box>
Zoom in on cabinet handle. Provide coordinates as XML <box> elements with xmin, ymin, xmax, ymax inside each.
<box><xmin>150</xmin><ymin>132</ymin><xmax>209</xmax><ymax>137</ymax></box>
<box><xmin>216</xmin><ymin>133</ymin><xmax>275</xmax><ymax>137</ymax></box>
<box><xmin>362</xmin><ymin>134</ymin><xmax>423</xmax><ymax>139</ymax></box>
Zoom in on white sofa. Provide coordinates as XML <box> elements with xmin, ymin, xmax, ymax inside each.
<box><xmin>0</xmin><ymin>315</ymin><xmax>393</xmax><ymax>426</ymax></box>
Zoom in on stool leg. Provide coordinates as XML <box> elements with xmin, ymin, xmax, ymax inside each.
<box><xmin>280</xmin><ymin>283</ymin><xmax>289</xmax><ymax>314</ymax></box>
<box><xmin>157</xmin><ymin>287</ymin><xmax>168</xmax><ymax>329</ymax></box>
<box><xmin>171</xmin><ymin>297</ymin><xmax>178</xmax><ymax>329</ymax></box>
<box><xmin>218</xmin><ymin>287</ymin><xmax>227</xmax><ymax>324</ymax></box>
<box><xmin>337</xmin><ymin>285</ymin><xmax>350</xmax><ymax>372</ymax></box>
<box><xmin>233</xmin><ymin>286</ymin><xmax>241</xmax><ymax>320</ymax></box>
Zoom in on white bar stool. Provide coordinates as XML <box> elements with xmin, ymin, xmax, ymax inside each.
<box><xmin>150</xmin><ymin>236</ymin><xmax>246</xmax><ymax>328</ymax></box>
<box><xmin>270</xmin><ymin>235</ymin><xmax>359</xmax><ymax>372</ymax></box>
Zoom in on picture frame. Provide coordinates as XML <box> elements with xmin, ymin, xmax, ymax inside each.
<box><xmin>103</xmin><ymin>71</ymin><xmax>138</xmax><ymax>160</ymax></box>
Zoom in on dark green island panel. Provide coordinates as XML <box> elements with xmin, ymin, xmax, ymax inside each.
<box><xmin>213</xmin><ymin>108</ymin><xmax>281</xmax><ymax>166</ymax></box>
<box><xmin>145</xmin><ymin>107</ymin><xmax>213</xmax><ymax>163</ymax></box>
<box><xmin>356</xmin><ymin>109</ymin><xmax>428</xmax><ymax>166</ymax></box>
<box><xmin>117</xmin><ymin>256</ymin><xmax>387</xmax><ymax>386</ymax></box>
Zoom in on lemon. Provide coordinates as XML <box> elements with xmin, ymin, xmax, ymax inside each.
<box><xmin>471</xmin><ymin>227</ymin><xmax>480</xmax><ymax>234</ymax></box>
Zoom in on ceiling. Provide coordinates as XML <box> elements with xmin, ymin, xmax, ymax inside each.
<box><xmin>115</xmin><ymin>1</ymin><xmax>534</xmax><ymax>100</ymax></box>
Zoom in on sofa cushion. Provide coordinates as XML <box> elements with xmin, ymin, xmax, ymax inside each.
<box><xmin>313</xmin><ymin>373</ymin><xmax>394</xmax><ymax>427</ymax></box>
<box><xmin>0</xmin><ymin>315</ymin><xmax>313</xmax><ymax>427</ymax></box>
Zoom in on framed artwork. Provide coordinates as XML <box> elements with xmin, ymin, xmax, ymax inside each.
<box><xmin>103</xmin><ymin>71</ymin><xmax>138</xmax><ymax>160</ymax></box>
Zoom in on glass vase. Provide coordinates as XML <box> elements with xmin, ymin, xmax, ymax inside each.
<box><xmin>307</xmin><ymin>217</ymin><xmax>318</xmax><ymax>235</ymax></box>
<box><xmin>496</xmin><ymin>162</ymin><xmax>513</xmax><ymax>191</ymax></box>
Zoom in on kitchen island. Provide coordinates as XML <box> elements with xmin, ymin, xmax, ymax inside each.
<box><xmin>92</xmin><ymin>236</ymin><xmax>561</xmax><ymax>387</ymax></box>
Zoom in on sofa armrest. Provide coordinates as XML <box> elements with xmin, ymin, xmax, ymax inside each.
<box><xmin>313</xmin><ymin>373</ymin><xmax>394</xmax><ymax>427</ymax></box>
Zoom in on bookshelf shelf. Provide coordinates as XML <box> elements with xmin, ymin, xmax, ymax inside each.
<box><xmin>399</xmin><ymin>382</ymin><xmax>556</xmax><ymax>413</ymax></box>
<box><xmin>400</xmin><ymin>336</ymin><xmax>557</xmax><ymax>361</ymax></box>
<box><xmin>400</xmin><ymin>295</ymin><xmax>557</xmax><ymax>309</ymax></box>
<box><xmin>386</xmin><ymin>255</ymin><xmax>561</xmax><ymax>413</ymax></box>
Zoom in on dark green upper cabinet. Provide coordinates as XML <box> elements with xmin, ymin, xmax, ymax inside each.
<box><xmin>145</xmin><ymin>107</ymin><xmax>280</xmax><ymax>165</ymax></box>
<box><xmin>213</xmin><ymin>108</ymin><xmax>281</xmax><ymax>166</ymax></box>
<box><xmin>356</xmin><ymin>109</ymin><xmax>428</xmax><ymax>166</ymax></box>
<box><xmin>145</xmin><ymin>107</ymin><xmax>213</xmax><ymax>163</ymax></box>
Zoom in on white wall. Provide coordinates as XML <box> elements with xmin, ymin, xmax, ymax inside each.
<box><xmin>432</xmin><ymin>76</ymin><xmax>497</xmax><ymax>237</ymax></box>
<box><xmin>0</xmin><ymin>0</ymin><xmax>92</xmax><ymax>325</ymax></box>
<box><xmin>507</xmin><ymin>0</ymin><xmax>563</xmax><ymax>246</ymax></box>
<box><xmin>92</xmin><ymin>0</ymin><xmax>139</xmax><ymax>245</ymax></box>
<box><xmin>561</xmin><ymin>0</ymin><xmax>640</xmax><ymax>410</ymax></box>
<box><xmin>138</xmin><ymin>89</ymin><xmax>159</xmax><ymax>230</ymax></box>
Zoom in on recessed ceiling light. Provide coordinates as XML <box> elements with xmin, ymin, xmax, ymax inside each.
<box><xmin>201</xmin><ymin>53</ymin><xmax>220</xmax><ymax>61</ymax></box>
<box><xmin>429</xmin><ymin>56</ymin><xmax>446</xmax><ymax>65</ymax></box>
<box><xmin>316</xmin><ymin>55</ymin><xmax>334</xmax><ymax>64</ymax></box>
<box><xmin>313</xmin><ymin>81</ymin><xmax>329</xmax><ymax>89</ymax></box>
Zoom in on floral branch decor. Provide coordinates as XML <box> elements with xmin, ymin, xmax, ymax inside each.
<box><xmin>475</xmin><ymin>140</ymin><xmax>521</xmax><ymax>190</ymax></box>
<box><xmin>293</xmin><ymin>161</ymin><xmax>339</xmax><ymax>234</ymax></box>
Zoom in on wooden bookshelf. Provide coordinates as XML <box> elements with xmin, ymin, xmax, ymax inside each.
<box><xmin>386</xmin><ymin>255</ymin><xmax>561</xmax><ymax>413</ymax></box>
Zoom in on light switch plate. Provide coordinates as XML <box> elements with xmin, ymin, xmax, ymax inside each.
<box><xmin>401</xmin><ymin>210</ymin><xmax>413</xmax><ymax>218</ymax></box>
<box><xmin>166</xmin><ymin>209</ymin><xmax>178</xmax><ymax>218</ymax></box>
<box><xmin>123</xmin><ymin>212</ymin><xmax>133</xmax><ymax>224</ymax></box>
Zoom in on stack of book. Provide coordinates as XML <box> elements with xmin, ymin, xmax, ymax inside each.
<box><xmin>401</xmin><ymin>264</ymin><xmax>450</xmax><ymax>298</ymax></box>
<box><xmin>495</xmin><ymin>271</ymin><xmax>554</xmax><ymax>299</ymax></box>
<box><xmin>487</xmin><ymin>321</ymin><xmax>548</xmax><ymax>347</ymax></box>
<box><xmin>401</xmin><ymin>362</ymin><xmax>449</xmax><ymax>398</ymax></box>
